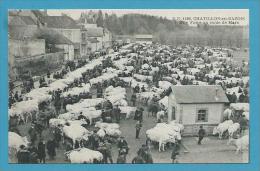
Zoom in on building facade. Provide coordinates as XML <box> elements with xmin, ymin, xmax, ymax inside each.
<box><xmin>168</xmin><ymin>85</ymin><xmax>229</xmax><ymax>135</ymax></box>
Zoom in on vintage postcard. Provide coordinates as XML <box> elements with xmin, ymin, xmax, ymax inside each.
<box><xmin>7</xmin><ymin>9</ymin><xmax>249</xmax><ymax>164</ymax></box>
<box><xmin>0</xmin><ymin>1</ymin><xmax>259</xmax><ymax>171</ymax></box>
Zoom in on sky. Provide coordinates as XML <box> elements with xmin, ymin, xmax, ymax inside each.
<box><xmin>47</xmin><ymin>9</ymin><xmax>249</xmax><ymax>26</ymax></box>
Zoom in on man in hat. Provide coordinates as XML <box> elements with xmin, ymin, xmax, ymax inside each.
<box><xmin>171</xmin><ymin>143</ymin><xmax>180</xmax><ymax>163</ymax></box>
<box><xmin>117</xmin><ymin>152</ymin><xmax>126</xmax><ymax>163</ymax></box>
<box><xmin>46</xmin><ymin>138</ymin><xmax>57</xmax><ymax>160</ymax></box>
<box><xmin>135</xmin><ymin>121</ymin><xmax>142</xmax><ymax>139</ymax></box>
<box><xmin>97</xmin><ymin>142</ymin><xmax>108</xmax><ymax>163</ymax></box>
<box><xmin>198</xmin><ymin>125</ymin><xmax>206</xmax><ymax>145</ymax></box>
<box><xmin>131</xmin><ymin>93</ymin><xmax>137</xmax><ymax>106</ymax></box>
<box><xmin>118</xmin><ymin>136</ymin><xmax>129</xmax><ymax>154</ymax></box>
<box><xmin>139</xmin><ymin>144</ymin><xmax>153</xmax><ymax>164</ymax></box>
<box><xmin>137</xmin><ymin>144</ymin><xmax>147</xmax><ymax>159</ymax></box>
<box><xmin>17</xmin><ymin>145</ymin><xmax>30</xmax><ymax>163</ymax></box>
<box><xmin>104</xmin><ymin>139</ymin><xmax>113</xmax><ymax>163</ymax></box>
<box><xmin>239</xmin><ymin>115</ymin><xmax>248</xmax><ymax>135</ymax></box>
<box><xmin>114</xmin><ymin>105</ymin><xmax>121</xmax><ymax>123</ymax></box>
<box><xmin>97</xmin><ymin>84</ymin><xmax>103</xmax><ymax>98</ymax></box>
<box><xmin>37</xmin><ymin>140</ymin><xmax>46</xmax><ymax>163</ymax></box>
<box><xmin>141</xmin><ymin>85</ymin><xmax>146</xmax><ymax>92</ymax></box>
<box><xmin>134</xmin><ymin>84</ymin><xmax>140</xmax><ymax>93</ymax></box>
<box><xmin>28</xmin><ymin>144</ymin><xmax>39</xmax><ymax>164</ymax></box>
<box><xmin>28</xmin><ymin>124</ymin><xmax>37</xmax><ymax>145</ymax></box>
<box><xmin>138</xmin><ymin>108</ymin><xmax>144</xmax><ymax>122</ymax></box>
<box><xmin>14</xmin><ymin>91</ymin><xmax>19</xmax><ymax>102</ymax></box>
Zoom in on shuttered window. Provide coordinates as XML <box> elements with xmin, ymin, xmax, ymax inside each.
<box><xmin>196</xmin><ymin>108</ymin><xmax>208</xmax><ymax>122</ymax></box>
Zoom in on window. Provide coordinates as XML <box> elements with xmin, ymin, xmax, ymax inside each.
<box><xmin>196</xmin><ymin>109</ymin><xmax>208</xmax><ymax>122</ymax></box>
<box><xmin>172</xmin><ymin>107</ymin><xmax>176</xmax><ymax>120</ymax></box>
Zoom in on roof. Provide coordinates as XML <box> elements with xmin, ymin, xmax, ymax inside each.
<box><xmin>135</xmin><ymin>34</ymin><xmax>153</xmax><ymax>39</ymax></box>
<box><xmin>42</xmin><ymin>16</ymin><xmax>81</xmax><ymax>29</ymax></box>
<box><xmin>87</xmin><ymin>27</ymin><xmax>103</xmax><ymax>37</ymax></box>
<box><xmin>35</xmin><ymin>28</ymin><xmax>73</xmax><ymax>45</ymax></box>
<box><xmin>9</xmin><ymin>25</ymin><xmax>73</xmax><ymax>45</ymax></box>
<box><xmin>31</xmin><ymin>10</ymin><xmax>46</xmax><ymax>24</ymax></box>
<box><xmin>9</xmin><ymin>16</ymin><xmax>36</xmax><ymax>26</ymax></box>
<box><xmin>171</xmin><ymin>85</ymin><xmax>229</xmax><ymax>104</ymax></box>
<box><xmin>31</xmin><ymin>10</ymin><xmax>45</xmax><ymax>18</ymax></box>
<box><xmin>9</xmin><ymin>25</ymin><xmax>38</xmax><ymax>40</ymax></box>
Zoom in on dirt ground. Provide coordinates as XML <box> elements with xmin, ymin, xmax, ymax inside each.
<box><xmin>9</xmin><ymin>87</ymin><xmax>248</xmax><ymax>164</ymax></box>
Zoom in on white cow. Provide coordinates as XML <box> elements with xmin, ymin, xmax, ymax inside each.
<box><xmin>168</xmin><ymin>120</ymin><xmax>184</xmax><ymax>133</ymax></box>
<box><xmin>65</xmin><ymin>148</ymin><xmax>103</xmax><ymax>163</ymax></box>
<box><xmin>228</xmin><ymin>135</ymin><xmax>249</xmax><ymax>154</ymax></box>
<box><xmin>8</xmin><ymin>132</ymin><xmax>29</xmax><ymax>151</ymax></box>
<box><xmin>156</xmin><ymin>110</ymin><xmax>165</xmax><ymax>120</ymax></box>
<box><xmin>213</xmin><ymin>120</ymin><xmax>233</xmax><ymax>139</ymax></box>
<box><xmin>223</xmin><ymin>108</ymin><xmax>233</xmax><ymax>120</ymax></box>
<box><xmin>95</xmin><ymin>122</ymin><xmax>121</xmax><ymax>137</ymax></box>
<box><xmin>228</xmin><ymin>123</ymin><xmax>240</xmax><ymax>139</ymax></box>
<box><xmin>146</xmin><ymin>123</ymin><xmax>182</xmax><ymax>152</ymax></box>
<box><xmin>62</xmin><ymin>123</ymin><xmax>91</xmax><ymax>148</ymax></box>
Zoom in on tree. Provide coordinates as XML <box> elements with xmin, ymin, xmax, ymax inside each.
<box><xmin>96</xmin><ymin>10</ymin><xmax>104</xmax><ymax>27</ymax></box>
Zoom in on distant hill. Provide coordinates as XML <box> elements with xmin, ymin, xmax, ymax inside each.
<box><xmin>79</xmin><ymin>11</ymin><xmax>248</xmax><ymax>48</ymax></box>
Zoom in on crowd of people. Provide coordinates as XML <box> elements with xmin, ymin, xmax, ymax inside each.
<box><xmin>9</xmin><ymin>42</ymin><xmax>249</xmax><ymax>164</ymax></box>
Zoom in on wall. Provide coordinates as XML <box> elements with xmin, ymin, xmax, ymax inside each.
<box><xmin>181</xmin><ymin>103</ymin><xmax>224</xmax><ymax>125</ymax></box>
<box><xmin>181</xmin><ymin>103</ymin><xmax>224</xmax><ymax>136</ymax></box>
<box><xmin>53</xmin><ymin>28</ymin><xmax>81</xmax><ymax>43</ymax></box>
<box><xmin>80</xmin><ymin>31</ymin><xmax>88</xmax><ymax>56</ymax></box>
<box><xmin>168</xmin><ymin>92</ymin><xmax>180</xmax><ymax>122</ymax></box>
<box><xmin>9</xmin><ymin>39</ymin><xmax>45</xmax><ymax>57</ymax></box>
<box><xmin>81</xmin><ymin>44</ymin><xmax>88</xmax><ymax>56</ymax></box>
<box><xmin>183</xmin><ymin>124</ymin><xmax>218</xmax><ymax>136</ymax></box>
<box><xmin>83</xmin><ymin>23</ymin><xmax>97</xmax><ymax>28</ymax></box>
<box><xmin>56</xmin><ymin>44</ymin><xmax>74</xmax><ymax>61</ymax></box>
<box><xmin>88</xmin><ymin>37</ymin><xmax>103</xmax><ymax>52</ymax></box>
<box><xmin>14</xmin><ymin>51</ymin><xmax>65</xmax><ymax>78</ymax></box>
<box><xmin>97</xmin><ymin>37</ymin><xmax>103</xmax><ymax>50</ymax></box>
<box><xmin>103</xmin><ymin>31</ymin><xmax>112</xmax><ymax>49</ymax></box>
<box><xmin>9</xmin><ymin>38</ymin><xmax>45</xmax><ymax>81</ymax></box>
<box><xmin>89</xmin><ymin>42</ymin><xmax>98</xmax><ymax>52</ymax></box>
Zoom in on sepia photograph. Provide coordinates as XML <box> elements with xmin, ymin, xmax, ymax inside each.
<box><xmin>8</xmin><ymin>9</ymin><xmax>249</xmax><ymax>164</ymax></box>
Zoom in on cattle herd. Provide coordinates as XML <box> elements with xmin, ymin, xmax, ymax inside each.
<box><xmin>8</xmin><ymin>42</ymin><xmax>249</xmax><ymax>163</ymax></box>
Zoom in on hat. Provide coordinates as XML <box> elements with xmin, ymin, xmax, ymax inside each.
<box><xmin>20</xmin><ymin>145</ymin><xmax>25</xmax><ymax>149</ymax></box>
